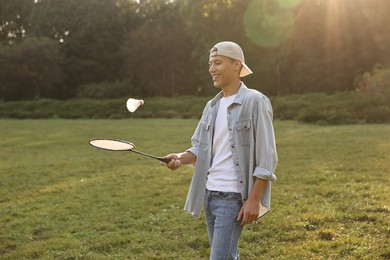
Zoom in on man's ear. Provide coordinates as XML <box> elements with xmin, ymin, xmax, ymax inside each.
<box><xmin>234</xmin><ymin>60</ymin><xmax>243</xmax><ymax>73</ymax></box>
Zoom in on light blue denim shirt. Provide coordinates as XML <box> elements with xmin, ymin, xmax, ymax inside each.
<box><xmin>185</xmin><ymin>83</ymin><xmax>278</xmax><ymax>219</ymax></box>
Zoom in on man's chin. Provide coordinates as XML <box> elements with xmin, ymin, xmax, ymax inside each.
<box><xmin>213</xmin><ymin>81</ymin><xmax>221</xmax><ymax>88</ymax></box>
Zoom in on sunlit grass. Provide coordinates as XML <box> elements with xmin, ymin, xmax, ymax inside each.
<box><xmin>0</xmin><ymin>119</ymin><xmax>389</xmax><ymax>259</ymax></box>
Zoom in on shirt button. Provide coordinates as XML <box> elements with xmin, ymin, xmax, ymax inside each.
<box><xmin>231</xmin><ymin>145</ymin><xmax>235</xmax><ymax>148</ymax></box>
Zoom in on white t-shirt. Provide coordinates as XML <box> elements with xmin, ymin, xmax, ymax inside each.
<box><xmin>206</xmin><ymin>95</ymin><xmax>240</xmax><ymax>193</ymax></box>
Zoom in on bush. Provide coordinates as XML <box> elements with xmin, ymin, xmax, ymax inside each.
<box><xmin>0</xmin><ymin>97</ymin><xmax>209</xmax><ymax>120</ymax></box>
<box><xmin>271</xmin><ymin>91</ymin><xmax>390</xmax><ymax>124</ymax></box>
<box><xmin>354</xmin><ymin>64</ymin><xmax>390</xmax><ymax>102</ymax></box>
<box><xmin>0</xmin><ymin>93</ymin><xmax>389</xmax><ymax>124</ymax></box>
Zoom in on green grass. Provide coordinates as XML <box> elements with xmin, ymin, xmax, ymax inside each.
<box><xmin>0</xmin><ymin>119</ymin><xmax>389</xmax><ymax>259</ymax></box>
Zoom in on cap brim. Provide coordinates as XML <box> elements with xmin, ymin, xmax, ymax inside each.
<box><xmin>240</xmin><ymin>63</ymin><xmax>253</xmax><ymax>77</ymax></box>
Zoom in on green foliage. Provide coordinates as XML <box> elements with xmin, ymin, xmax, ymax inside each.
<box><xmin>0</xmin><ymin>37</ymin><xmax>64</xmax><ymax>100</ymax></box>
<box><xmin>122</xmin><ymin>1</ymin><xmax>198</xmax><ymax>97</ymax></box>
<box><xmin>2</xmin><ymin>0</ymin><xmax>390</xmax><ymax>99</ymax></box>
<box><xmin>0</xmin><ymin>0</ymin><xmax>34</xmax><ymax>43</ymax></box>
<box><xmin>0</xmin><ymin>93</ymin><xmax>389</xmax><ymax>124</ymax></box>
<box><xmin>76</xmin><ymin>81</ymin><xmax>139</xmax><ymax>99</ymax></box>
<box><xmin>0</xmin><ymin>120</ymin><xmax>389</xmax><ymax>259</ymax></box>
<box><xmin>0</xmin><ymin>96</ymin><xmax>210</xmax><ymax>119</ymax></box>
<box><xmin>354</xmin><ymin>64</ymin><xmax>390</xmax><ymax>102</ymax></box>
<box><xmin>179</xmin><ymin>0</ymin><xmax>252</xmax><ymax>87</ymax></box>
<box><xmin>27</xmin><ymin>0</ymin><xmax>139</xmax><ymax>90</ymax></box>
<box><xmin>244</xmin><ymin>0</ymin><xmax>295</xmax><ymax>48</ymax></box>
<box><xmin>271</xmin><ymin>92</ymin><xmax>390</xmax><ymax>124</ymax></box>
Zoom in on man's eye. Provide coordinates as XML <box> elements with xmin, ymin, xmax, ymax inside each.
<box><xmin>209</xmin><ymin>61</ymin><xmax>221</xmax><ymax>67</ymax></box>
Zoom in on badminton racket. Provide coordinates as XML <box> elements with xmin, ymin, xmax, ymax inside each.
<box><xmin>89</xmin><ymin>138</ymin><xmax>171</xmax><ymax>163</ymax></box>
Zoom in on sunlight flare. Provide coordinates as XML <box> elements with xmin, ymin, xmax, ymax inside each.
<box><xmin>243</xmin><ymin>0</ymin><xmax>301</xmax><ymax>48</ymax></box>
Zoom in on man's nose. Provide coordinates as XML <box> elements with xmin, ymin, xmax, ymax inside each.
<box><xmin>209</xmin><ymin>64</ymin><xmax>215</xmax><ymax>73</ymax></box>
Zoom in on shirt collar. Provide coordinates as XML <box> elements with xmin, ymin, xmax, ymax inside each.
<box><xmin>210</xmin><ymin>82</ymin><xmax>248</xmax><ymax>107</ymax></box>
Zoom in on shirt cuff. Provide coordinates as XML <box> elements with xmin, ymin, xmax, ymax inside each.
<box><xmin>186</xmin><ymin>147</ymin><xmax>198</xmax><ymax>158</ymax></box>
<box><xmin>253</xmin><ymin>167</ymin><xmax>277</xmax><ymax>181</ymax></box>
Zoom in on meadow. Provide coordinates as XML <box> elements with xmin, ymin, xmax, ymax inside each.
<box><xmin>0</xmin><ymin>119</ymin><xmax>389</xmax><ymax>259</ymax></box>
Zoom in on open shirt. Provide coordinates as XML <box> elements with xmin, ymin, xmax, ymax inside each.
<box><xmin>185</xmin><ymin>83</ymin><xmax>278</xmax><ymax>219</ymax></box>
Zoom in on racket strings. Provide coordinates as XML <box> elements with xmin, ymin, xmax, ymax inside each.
<box><xmin>90</xmin><ymin>139</ymin><xmax>134</xmax><ymax>151</ymax></box>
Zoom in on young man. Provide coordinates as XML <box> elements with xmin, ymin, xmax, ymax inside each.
<box><xmin>163</xmin><ymin>41</ymin><xmax>278</xmax><ymax>260</ymax></box>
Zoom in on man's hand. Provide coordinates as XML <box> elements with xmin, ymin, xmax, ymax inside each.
<box><xmin>161</xmin><ymin>151</ymin><xmax>196</xmax><ymax>170</ymax></box>
<box><xmin>237</xmin><ymin>198</ymin><xmax>260</xmax><ymax>225</ymax></box>
<box><xmin>237</xmin><ymin>178</ymin><xmax>267</xmax><ymax>225</ymax></box>
<box><xmin>161</xmin><ymin>153</ymin><xmax>182</xmax><ymax>170</ymax></box>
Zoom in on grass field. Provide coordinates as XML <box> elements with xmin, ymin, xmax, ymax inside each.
<box><xmin>0</xmin><ymin>119</ymin><xmax>389</xmax><ymax>259</ymax></box>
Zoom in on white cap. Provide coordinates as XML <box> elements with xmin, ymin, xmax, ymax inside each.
<box><xmin>209</xmin><ymin>41</ymin><xmax>253</xmax><ymax>77</ymax></box>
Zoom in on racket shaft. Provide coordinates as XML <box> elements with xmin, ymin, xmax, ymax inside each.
<box><xmin>131</xmin><ymin>149</ymin><xmax>171</xmax><ymax>163</ymax></box>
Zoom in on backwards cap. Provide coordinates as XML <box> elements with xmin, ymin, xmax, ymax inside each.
<box><xmin>209</xmin><ymin>41</ymin><xmax>253</xmax><ymax>77</ymax></box>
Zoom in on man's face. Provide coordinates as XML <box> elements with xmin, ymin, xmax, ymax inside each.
<box><xmin>208</xmin><ymin>55</ymin><xmax>240</xmax><ymax>88</ymax></box>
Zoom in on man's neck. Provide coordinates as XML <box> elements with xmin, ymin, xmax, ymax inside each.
<box><xmin>221</xmin><ymin>80</ymin><xmax>241</xmax><ymax>97</ymax></box>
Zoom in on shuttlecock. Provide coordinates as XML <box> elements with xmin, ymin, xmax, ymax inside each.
<box><xmin>126</xmin><ymin>98</ymin><xmax>144</xmax><ymax>113</ymax></box>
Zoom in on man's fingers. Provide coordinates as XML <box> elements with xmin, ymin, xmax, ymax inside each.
<box><xmin>174</xmin><ymin>160</ymin><xmax>182</xmax><ymax>167</ymax></box>
<box><xmin>241</xmin><ymin>213</ymin><xmax>249</xmax><ymax>225</ymax></box>
<box><xmin>238</xmin><ymin>207</ymin><xmax>249</xmax><ymax>225</ymax></box>
<box><xmin>237</xmin><ymin>208</ymin><xmax>243</xmax><ymax>221</ymax></box>
<box><xmin>165</xmin><ymin>159</ymin><xmax>181</xmax><ymax>170</ymax></box>
<box><xmin>238</xmin><ymin>208</ymin><xmax>257</xmax><ymax>225</ymax></box>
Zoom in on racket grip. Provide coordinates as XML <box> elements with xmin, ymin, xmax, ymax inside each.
<box><xmin>159</xmin><ymin>157</ymin><xmax>172</xmax><ymax>164</ymax></box>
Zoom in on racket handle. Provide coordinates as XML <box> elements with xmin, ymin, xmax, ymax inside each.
<box><xmin>158</xmin><ymin>157</ymin><xmax>172</xmax><ymax>164</ymax></box>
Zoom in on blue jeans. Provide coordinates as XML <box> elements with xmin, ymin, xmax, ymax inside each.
<box><xmin>204</xmin><ymin>190</ymin><xmax>244</xmax><ymax>260</ymax></box>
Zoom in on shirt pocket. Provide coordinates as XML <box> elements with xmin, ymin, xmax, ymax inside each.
<box><xmin>235</xmin><ymin>120</ymin><xmax>251</xmax><ymax>147</ymax></box>
<box><xmin>197</xmin><ymin>120</ymin><xmax>211</xmax><ymax>148</ymax></box>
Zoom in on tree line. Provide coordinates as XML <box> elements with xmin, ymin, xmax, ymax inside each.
<box><xmin>1</xmin><ymin>0</ymin><xmax>389</xmax><ymax>101</ymax></box>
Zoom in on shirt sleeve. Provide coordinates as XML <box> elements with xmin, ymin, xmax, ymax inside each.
<box><xmin>186</xmin><ymin>102</ymin><xmax>211</xmax><ymax>158</ymax></box>
<box><xmin>253</xmin><ymin>97</ymin><xmax>278</xmax><ymax>181</ymax></box>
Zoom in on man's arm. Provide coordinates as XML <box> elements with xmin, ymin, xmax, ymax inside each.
<box><xmin>163</xmin><ymin>151</ymin><xmax>196</xmax><ymax>170</ymax></box>
<box><xmin>237</xmin><ymin>177</ymin><xmax>267</xmax><ymax>225</ymax></box>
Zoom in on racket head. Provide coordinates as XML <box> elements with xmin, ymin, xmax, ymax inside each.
<box><xmin>89</xmin><ymin>138</ymin><xmax>135</xmax><ymax>151</ymax></box>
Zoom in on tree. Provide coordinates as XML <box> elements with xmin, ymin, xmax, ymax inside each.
<box><xmin>0</xmin><ymin>0</ymin><xmax>34</xmax><ymax>44</ymax></box>
<box><xmin>28</xmin><ymin>0</ymin><xmax>141</xmax><ymax>96</ymax></box>
<box><xmin>179</xmin><ymin>0</ymin><xmax>254</xmax><ymax>94</ymax></box>
<box><xmin>122</xmin><ymin>0</ymin><xmax>197</xmax><ymax>97</ymax></box>
<box><xmin>2</xmin><ymin>0</ymin><xmax>390</xmax><ymax>100</ymax></box>
<box><xmin>0</xmin><ymin>37</ymin><xmax>64</xmax><ymax>100</ymax></box>
<box><xmin>270</xmin><ymin>0</ymin><xmax>390</xmax><ymax>94</ymax></box>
